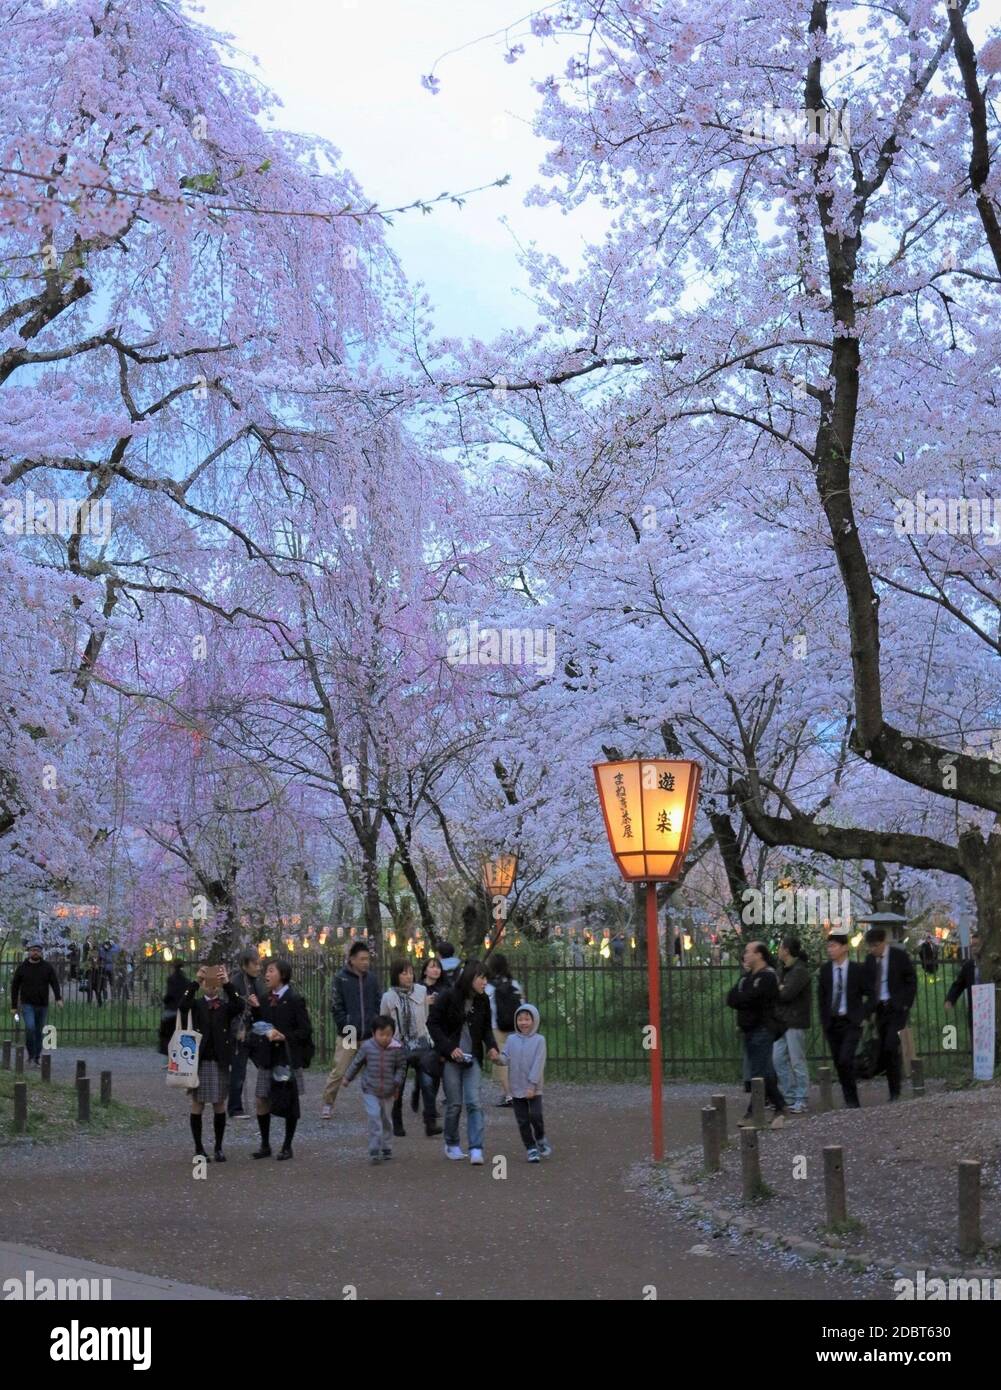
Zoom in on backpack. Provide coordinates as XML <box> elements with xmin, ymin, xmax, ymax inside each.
<box><xmin>494</xmin><ymin>979</ymin><xmax>523</xmax><ymax>1033</ymax></box>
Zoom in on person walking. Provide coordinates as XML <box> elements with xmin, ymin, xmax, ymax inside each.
<box><xmin>380</xmin><ymin>959</ymin><xmax>442</xmax><ymax>1137</ymax></box>
<box><xmin>498</xmin><ymin>1003</ymin><xmax>551</xmax><ymax>1162</ymax></box>
<box><xmin>342</xmin><ymin>1014</ymin><xmax>407</xmax><ymax>1163</ymax></box>
<box><xmin>158</xmin><ymin>959</ymin><xmax>191</xmax><ymax>1059</ymax></box>
<box><xmin>818</xmin><ymin>925</ymin><xmax>867</xmax><ymax>1108</ymax></box>
<box><xmin>178</xmin><ymin>965</ymin><xmax>243</xmax><ymax>1162</ymax></box>
<box><xmin>321</xmin><ymin>941</ymin><xmax>382</xmax><ymax>1119</ymax></box>
<box><xmin>227</xmin><ymin>948</ymin><xmax>261</xmax><ymax>1119</ymax></box>
<box><xmin>10</xmin><ymin>942</ymin><xmax>63</xmax><ymax>1065</ymax></box>
<box><xmin>946</xmin><ymin>930</ymin><xmax>982</xmax><ymax>1032</ymax></box>
<box><xmin>862</xmin><ymin>925</ymin><xmax>917</xmax><ymax>1102</ymax></box>
<box><xmin>773</xmin><ymin>937</ymin><xmax>811</xmax><ymax>1114</ymax></box>
<box><xmin>427</xmin><ymin>960</ymin><xmax>500</xmax><ymax>1164</ymax></box>
<box><xmin>485</xmin><ymin>953</ymin><xmax>522</xmax><ymax>1108</ymax></box>
<box><xmin>250</xmin><ymin>958</ymin><xmax>314</xmax><ymax>1161</ymax></box>
<box><xmin>725</xmin><ymin>940</ymin><xmax>788</xmax><ymax>1129</ymax></box>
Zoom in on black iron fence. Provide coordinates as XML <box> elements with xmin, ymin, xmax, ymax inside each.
<box><xmin>0</xmin><ymin>954</ymin><xmax>982</xmax><ymax>1083</ymax></box>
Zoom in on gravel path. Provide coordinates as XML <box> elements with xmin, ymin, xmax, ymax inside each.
<box><xmin>657</xmin><ymin>1080</ymin><xmax>1001</xmax><ymax>1269</ymax></box>
<box><xmin>0</xmin><ymin>1047</ymin><xmax>885</xmax><ymax>1300</ymax></box>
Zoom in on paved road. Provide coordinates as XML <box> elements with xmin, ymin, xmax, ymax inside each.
<box><xmin>1</xmin><ymin>1048</ymin><xmax>880</xmax><ymax>1300</ymax></box>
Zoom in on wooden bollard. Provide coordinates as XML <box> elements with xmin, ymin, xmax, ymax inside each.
<box><xmin>2</xmin><ymin>1039</ymin><xmax>10</xmax><ymax>1070</ymax></box>
<box><xmin>75</xmin><ymin>1059</ymin><xmax>87</xmax><ymax>1082</ymax></box>
<box><xmin>76</xmin><ymin>1076</ymin><xmax>90</xmax><ymax>1124</ymax></box>
<box><xmin>701</xmin><ymin>1106</ymin><xmax>721</xmax><ymax>1173</ymax></box>
<box><xmin>911</xmin><ymin>1058</ymin><xmax>925</xmax><ymax>1098</ymax></box>
<box><xmin>958</xmin><ymin>1160</ymin><xmax>981</xmax><ymax>1257</ymax></box>
<box><xmin>817</xmin><ymin>1066</ymin><xmax>833</xmax><ymax>1114</ymax></box>
<box><xmin>13</xmin><ymin>1080</ymin><xmax>27</xmax><ymax>1134</ymax></box>
<box><xmin>750</xmin><ymin>1076</ymin><xmax>766</xmax><ymax>1128</ymax></box>
<box><xmin>823</xmin><ymin>1146</ymin><xmax>847</xmax><ymax>1227</ymax></box>
<box><xmin>100</xmin><ymin>1071</ymin><xmax>112</xmax><ymax>1106</ymax></box>
<box><xmin>14</xmin><ymin>1045</ymin><xmax>24</xmax><ymax>1075</ymax></box>
<box><xmin>40</xmin><ymin>1055</ymin><xmax>51</xmax><ymax>1083</ymax></box>
<box><xmin>740</xmin><ymin>1126</ymin><xmax>762</xmax><ymax>1201</ymax></box>
<box><xmin>711</xmin><ymin>1093</ymin><xmax>728</xmax><ymax>1148</ymax></box>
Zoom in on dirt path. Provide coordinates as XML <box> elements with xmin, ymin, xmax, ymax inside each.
<box><xmin>1</xmin><ymin>1048</ymin><xmax>882</xmax><ymax>1300</ymax></box>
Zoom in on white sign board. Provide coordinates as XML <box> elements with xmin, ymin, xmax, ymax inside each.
<box><xmin>971</xmin><ymin>983</ymin><xmax>995</xmax><ymax>1082</ymax></box>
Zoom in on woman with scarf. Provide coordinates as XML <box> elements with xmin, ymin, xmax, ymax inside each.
<box><xmin>381</xmin><ymin>959</ymin><xmax>442</xmax><ymax>1137</ymax></box>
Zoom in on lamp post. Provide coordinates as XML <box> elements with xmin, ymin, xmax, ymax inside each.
<box><xmin>482</xmin><ymin>853</ymin><xmax>518</xmax><ymax>949</ymax></box>
<box><xmin>593</xmin><ymin>758</ymin><xmax>701</xmax><ymax>1160</ymax></box>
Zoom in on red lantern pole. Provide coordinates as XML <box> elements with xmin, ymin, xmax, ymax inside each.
<box><xmin>647</xmin><ymin>881</ymin><xmax>664</xmax><ymax>1161</ymax></box>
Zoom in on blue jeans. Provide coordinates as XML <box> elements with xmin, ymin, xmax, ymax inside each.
<box><xmin>442</xmin><ymin>1060</ymin><xmax>484</xmax><ymax>1150</ymax></box>
<box><xmin>742</xmin><ymin>1026</ymin><xmax>786</xmax><ymax>1112</ymax></box>
<box><xmin>773</xmin><ymin>1028</ymin><xmax>809</xmax><ymax>1107</ymax></box>
<box><xmin>22</xmin><ymin>1003</ymin><xmax>47</xmax><ymax>1062</ymax></box>
<box><xmin>228</xmin><ymin>1046</ymin><xmax>249</xmax><ymax>1115</ymax></box>
<box><xmin>363</xmin><ymin>1093</ymin><xmax>393</xmax><ymax>1154</ymax></box>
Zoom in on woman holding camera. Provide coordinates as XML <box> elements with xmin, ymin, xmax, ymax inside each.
<box><xmin>427</xmin><ymin>960</ymin><xmax>499</xmax><ymax>1166</ymax></box>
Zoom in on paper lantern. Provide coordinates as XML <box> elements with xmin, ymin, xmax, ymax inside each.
<box><xmin>593</xmin><ymin>759</ymin><xmax>701</xmax><ymax>881</ymax></box>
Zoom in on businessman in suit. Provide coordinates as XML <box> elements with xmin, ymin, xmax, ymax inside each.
<box><xmin>862</xmin><ymin>925</ymin><xmax>917</xmax><ymax>1102</ymax></box>
<box><xmin>818</xmin><ymin>925</ymin><xmax>867</xmax><ymax>1107</ymax></box>
<box><xmin>945</xmin><ymin>932</ymin><xmax>982</xmax><ymax>1032</ymax></box>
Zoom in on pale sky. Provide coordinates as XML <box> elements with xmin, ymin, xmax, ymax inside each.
<box><xmin>198</xmin><ymin>0</ymin><xmax>605</xmax><ymax>340</ymax></box>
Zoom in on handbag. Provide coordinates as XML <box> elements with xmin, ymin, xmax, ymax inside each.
<box><xmin>166</xmin><ymin>1011</ymin><xmax>202</xmax><ymax>1089</ymax></box>
<box><xmin>854</xmin><ymin>1020</ymin><xmax>884</xmax><ymax>1080</ymax></box>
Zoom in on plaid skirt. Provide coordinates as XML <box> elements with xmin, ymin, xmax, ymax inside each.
<box><xmin>192</xmin><ymin>1059</ymin><xmax>230</xmax><ymax>1105</ymax></box>
<box><xmin>254</xmin><ymin>1065</ymin><xmax>305</xmax><ymax>1100</ymax></box>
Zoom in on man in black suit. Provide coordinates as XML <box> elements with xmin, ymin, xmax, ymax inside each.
<box><xmin>818</xmin><ymin>925</ymin><xmax>866</xmax><ymax>1108</ymax></box>
<box><xmin>862</xmin><ymin>925</ymin><xmax>917</xmax><ymax>1102</ymax></box>
<box><xmin>945</xmin><ymin>931</ymin><xmax>982</xmax><ymax>1031</ymax></box>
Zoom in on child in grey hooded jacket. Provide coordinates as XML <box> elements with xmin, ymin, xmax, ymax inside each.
<box><xmin>343</xmin><ymin>1016</ymin><xmax>408</xmax><ymax>1162</ymax></box>
<box><xmin>498</xmin><ymin>1003</ymin><xmax>551</xmax><ymax>1161</ymax></box>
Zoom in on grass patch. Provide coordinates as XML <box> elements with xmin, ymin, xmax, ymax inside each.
<box><xmin>0</xmin><ymin>1070</ymin><xmax>160</xmax><ymax>1146</ymax></box>
<box><xmin>820</xmin><ymin>1216</ymin><xmax>865</xmax><ymax>1239</ymax></box>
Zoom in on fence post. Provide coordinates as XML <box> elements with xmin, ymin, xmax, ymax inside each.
<box><xmin>823</xmin><ymin>1146</ymin><xmax>847</xmax><ymax>1227</ymax></box>
<box><xmin>100</xmin><ymin>1071</ymin><xmax>112</xmax><ymax>1106</ymax></box>
<box><xmin>13</xmin><ymin>1080</ymin><xmax>28</xmax><ymax>1134</ymax></box>
<box><xmin>740</xmin><ymin>1126</ymin><xmax>762</xmax><ymax>1201</ymax></box>
<box><xmin>817</xmin><ymin>1065</ymin><xmax>833</xmax><ymax>1113</ymax></box>
<box><xmin>711</xmin><ymin>1093</ymin><xmax>728</xmax><ymax>1149</ymax></box>
<box><xmin>750</xmin><ymin>1076</ymin><xmax>766</xmax><ymax>1128</ymax></box>
<box><xmin>40</xmin><ymin>1055</ymin><xmax>51</xmax><ymax>1083</ymax></box>
<box><xmin>911</xmin><ymin>1057</ymin><xmax>925</xmax><ymax>1098</ymax></box>
<box><xmin>958</xmin><ymin>1161</ymin><xmax>981</xmax><ymax>1258</ymax></box>
<box><xmin>15</xmin><ymin>1044</ymin><xmax>24</xmax><ymax>1075</ymax></box>
<box><xmin>75</xmin><ymin>1059</ymin><xmax>87</xmax><ymax>1083</ymax></box>
<box><xmin>77</xmin><ymin>1076</ymin><xmax>90</xmax><ymax>1124</ymax></box>
<box><xmin>701</xmin><ymin>1105</ymin><xmax>721</xmax><ymax>1173</ymax></box>
<box><xmin>1</xmin><ymin>1039</ymin><xmax>9</xmax><ymax>1070</ymax></box>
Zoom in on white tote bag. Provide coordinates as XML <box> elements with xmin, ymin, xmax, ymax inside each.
<box><xmin>166</xmin><ymin>1011</ymin><xmax>202</xmax><ymax>1089</ymax></box>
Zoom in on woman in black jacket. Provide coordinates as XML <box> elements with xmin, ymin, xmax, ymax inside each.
<box><xmin>179</xmin><ymin>966</ymin><xmax>243</xmax><ymax>1161</ymax></box>
<box><xmin>249</xmin><ymin>958</ymin><xmax>314</xmax><ymax>1161</ymax></box>
<box><xmin>427</xmin><ymin>960</ymin><xmax>499</xmax><ymax>1166</ymax></box>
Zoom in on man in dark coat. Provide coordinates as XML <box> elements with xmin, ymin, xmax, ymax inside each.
<box><xmin>945</xmin><ymin>931</ymin><xmax>982</xmax><ymax>1032</ymax></box>
<box><xmin>862</xmin><ymin>925</ymin><xmax>917</xmax><ymax>1102</ymax></box>
<box><xmin>321</xmin><ymin>941</ymin><xmax>381</xmax><ymax>1119</ymax></box>
<box><xmin>250</xmin><ymin>958</ymin><xmax>313</xmax><ymax>1160</ymax></box>
<box><xmin>725</xmin><ymin>940</ymin><xmax>788</xmax><ymax>1128</ymax></box>
<box><xmin>818</xmin><ymin>925</ymin><xmax>867</xmax><ymax>1108</ymax></box>
<box><xmin>10</xmin><ymin>942</ymin><xmax>63</xmax><ymax>1064</ymax></box>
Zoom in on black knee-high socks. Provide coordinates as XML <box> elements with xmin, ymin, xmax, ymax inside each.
<box><xmin>283</xmin><ymin>1117</ymin><xmax>297</xmax><ymax>1151</ymax></box>
<box><xmin>213</xmin><ymin>1112</ymin><xmax>226</xmax><ymax>1151</ymax></box>
<box><xmin>257</xmin><ymin>1112</ymin><xmax>271</xmax><ymax>1147</ymax></box>
<box><xmin>190</xmin><ymin>1113</ymin><xmax>205</xmax><ymax>1153</ymax></box>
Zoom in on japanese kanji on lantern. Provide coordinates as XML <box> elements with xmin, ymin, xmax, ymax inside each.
<box><xmin>593</xmin><ymin>759</ymin><xmax>701</xmax><ymax>882</ymax></box>
<box><xmin>482</xmin><ymin>852</ymin><xmax>518</xmax><ymax>898</ymax></box>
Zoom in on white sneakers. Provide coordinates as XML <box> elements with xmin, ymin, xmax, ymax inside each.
<box><xmin>321</xmin><ymin>1104</ymin><xmax>332</xmax><ymax>1119</ymax></box>
<box><xmin>444</xmin><ymin>1145</ymin><xmax>466</xmax><ymax>1160</ymax></box>
<box><xmin>469</xmin><ymin>1148</ymin><xmax>484</xmax><ymax>1165</ymax></box>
